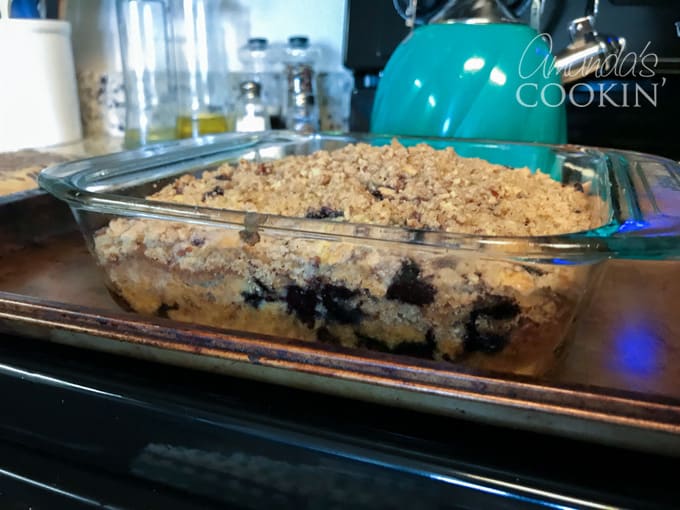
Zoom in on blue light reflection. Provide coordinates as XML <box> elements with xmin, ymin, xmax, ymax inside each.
<box><xmin>617</xmin><ymin>219</ymin><xmax>650</xmax><ymax>233</ymax></box>
<box><xmin>550</xmin><ymin>258</ymin><xmax>579</xmax><ymax>265</ymax></box>
<box><xmin>613</xmin><ymin>316</ymin><xmax>660</xmax><ymax>377</ymax></box>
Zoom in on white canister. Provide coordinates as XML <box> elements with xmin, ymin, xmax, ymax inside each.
<box><xmin>0</xmin><ymin>19</ymin><xmax>83</xmax><ymax>152</ymax></box>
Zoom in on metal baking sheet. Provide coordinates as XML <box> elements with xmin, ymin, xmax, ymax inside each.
<box><xmin>2</xmin><ymin>193</ymin><xmax>680</xmax><ymax>456</ymax></box>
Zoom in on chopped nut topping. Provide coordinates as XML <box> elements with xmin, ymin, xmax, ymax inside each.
<box><xmin>149</xmin><ymin>139</ymin><xmax>598</xmax><ymax>237</ymax></box>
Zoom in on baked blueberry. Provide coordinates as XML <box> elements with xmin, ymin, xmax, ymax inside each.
<box><xmin>474</xmin><ymin>295</ymin><xmax>520</xmax><ymax>320</ymax></box>
<box><xmin>370</xmin><ymin>188</ymin><xmax>384</xmax><ymax>200</ymax></box>
<box><xmin>316</xmin><ymin>327</ymin><xmax>341</xmax><ymax>345</ymax></box>
<box><xmin>201</xmin><ymin>185</ymin><xmax>225</xmax><ymax>201</ymax></box>
<box><xmin>320</xmin><ymin>284</ymin><xmax>362</xmax><ymax>324</ymax></box>
<box><xmin>285</xmin><ymin>285</ymin><xmax>318</xmax><ymax>328</ymax></box>
<box><xmin>463</xmin><ymin>295</ymin><xmax>520</xmax><ymax>353</ymax></box>
<box><xmin>463</xmin><ymin>330</ymin><xmax>508</xmax><ymax>354</ymax></box>
<box><xmin>156</xmin><ymin>302</ymin><xmax>179</xmax><ymax>318</ymax></box>
<box><xmin>242</xmin><ymin>278</ymin><xmax>277</xmax><ymax>308</ymax></box>
<box><xmin>386</xmin><ymin>260</ymin><xmax>436</xmax><ymax>306</ymax></box>
<box><xmin>305</xmin><ymin>206</ymin><xmax>344</xmax><ymax>219</ymax></box>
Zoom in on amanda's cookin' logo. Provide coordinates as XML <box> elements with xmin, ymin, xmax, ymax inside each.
<box><xmin>516</xmin><ymin>34</ymin><xmax>666</xmax><ymax>108</ymax></box>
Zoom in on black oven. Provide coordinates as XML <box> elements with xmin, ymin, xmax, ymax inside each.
<box><xmin>0</xmin><ymin>333</ymin><xmax>678</xmax><ymax>509</ymax></box>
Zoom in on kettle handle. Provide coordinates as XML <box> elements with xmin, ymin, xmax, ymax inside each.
<box><xmin>393</xmin><ymin>0</ymin><xmax>540</xmax><ymax>26</ymax></box>
<box><xmin>553</xmin><ymin>0</ymin><xmax>625</xmax><ymax>84</ymax></box>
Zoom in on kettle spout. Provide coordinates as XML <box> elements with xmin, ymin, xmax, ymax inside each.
<box><xmin>554</xmin><ymin>16</ymin><xmax>625</xmax><ymax>84</ymax></box>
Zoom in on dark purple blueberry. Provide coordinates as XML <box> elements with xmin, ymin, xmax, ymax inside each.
<box><xmin>191</xmin><ymin>237</ymin><xmax>206</xmax><ymax>247</ymax></box>
<box><xmin>386</xmin><ymin>260</ymin><xmax>436</xmax><ymax>306</ymax></box>
<box><xmin>156</xmin><ymin>302</ymin><xmax>179</xmax><ymax>318</ymax></box>
<box><xmin>320</xmin><ymin>284</ymin><xmax>362</xmax><ymax>324</ymax></box>
<box><xmin>242</xmin><ymin>278</ymin><xmax>277</xmax><ymax>308</ymax></box>
<box><xmin>305</xmin><ymin>206</ymin><xmax>344</xmax><ymax>219</ymax></box>
<box><xmin>370</xmin><ymin>189</ymin><xmax>384</xmax><ymax>200</ymax></box>
<box><xmin>316</xmin><ymin>327</ymin><xmax>341</xmax><ymax>345</ymax></box>
<box><xmin>474</xmin><ymin>295</ymin><xmax>520</xmax><ymax>320</ymax></box>
<box><xmin>573</xmin><ymin>182</ymin><xmax>584</xmax><ymax>192</ymax></box>
<box><xmin>202</xmin><ymin>186</ymin><xmax>225</xmax><ymax>201</ymax></box>
<box><xmin>242</xmin><ymin>292</ymin><xmax>262</xmax><ymax>308</ymax></box>
<box><xmin>285</xmin><ymin>285</ymin><xmax>318</xmax><ymax>329</ymax></box>
<box><xmin>463</xmin><ymin>330</ymin><xmax>508</xmax><ymax>354</ymax></box>
<box><xmin>463</xmin><ymin>295</ymin><xmax>520</xmax><ymax>354</ymax></box>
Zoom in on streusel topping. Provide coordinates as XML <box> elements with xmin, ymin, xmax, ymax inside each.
<box><xmin>149</xmin><ymin>139</ymin><xmax>597</xmax><ymax>236</ymax></box>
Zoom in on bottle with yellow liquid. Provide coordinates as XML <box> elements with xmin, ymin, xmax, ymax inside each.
<box><xmin>123</xmin><ymin>126</ymin><xmax>178</xmax><ymax>149</ymax></box>
<box><xmin>117</xmin><ymin>0</ymin><xmax>179</xmax><ymax>149</ymax></box>
<box><xmin>176</xmin><ymin>112</ymin><xmax>235</xmax><ymax>139</ymax></box>
<box><xmin>173</xmin><ymin>0</ymin><xmax>233</xmax><ymax>139</ymax></box>
<box><xmin>117</xmin><ymin>0</ymin><xmax>234</xmax><ymax>147</ymax></box>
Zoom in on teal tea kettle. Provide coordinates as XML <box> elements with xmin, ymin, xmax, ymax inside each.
<box><xmin>370</xmin><ymin>0</ymin><xmax>623</xmax><ymax>144</ymax></box>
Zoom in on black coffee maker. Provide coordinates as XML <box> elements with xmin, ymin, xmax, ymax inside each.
<box><xmin>344</xmin><ymin>0</ymin><xmax>680</xmax><ymax>160</ymax></box>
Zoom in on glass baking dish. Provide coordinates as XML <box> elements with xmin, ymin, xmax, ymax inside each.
<box><xmin>39</xmin><ymin>132</ymin><xmax>680</xmax><ymax>376</ymax></box>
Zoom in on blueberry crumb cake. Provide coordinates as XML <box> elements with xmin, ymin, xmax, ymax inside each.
<box><xmin>94</xmin><ymin>140</ymin><xmax>601</xmax><ymax>374</ymax></box>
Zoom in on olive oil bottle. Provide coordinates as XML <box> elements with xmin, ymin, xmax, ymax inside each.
<box><xmin>172</xmin><ymin>0</ymin><xmax>233</xmax><ymax>141</ymax></box>
<box><xmin>175</xmin><ymin>112</ymin><xmax>235</xmax><ymax>139</ymax></box>
<box><xmin>124</xmin><ymin>126</ymin><xmax>177</xmax><ymax>149</ymax></box>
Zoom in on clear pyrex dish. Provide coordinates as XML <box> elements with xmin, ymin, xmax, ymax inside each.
<box><xmin>39</xmin><ymin>132</ymin><xmax>680</xmax><ymax>376</ymax></box>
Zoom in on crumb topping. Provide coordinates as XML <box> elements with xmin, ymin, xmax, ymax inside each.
<box><xmin>148</xmin><ymin>139</ymin><xmax>597</xmax><ymax>236</ymax></box>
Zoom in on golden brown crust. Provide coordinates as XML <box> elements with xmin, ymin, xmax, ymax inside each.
<box><xmin>149</xmin><ymin>139</ymin><xmax>598</xmax><ymax>236</ymax></box>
